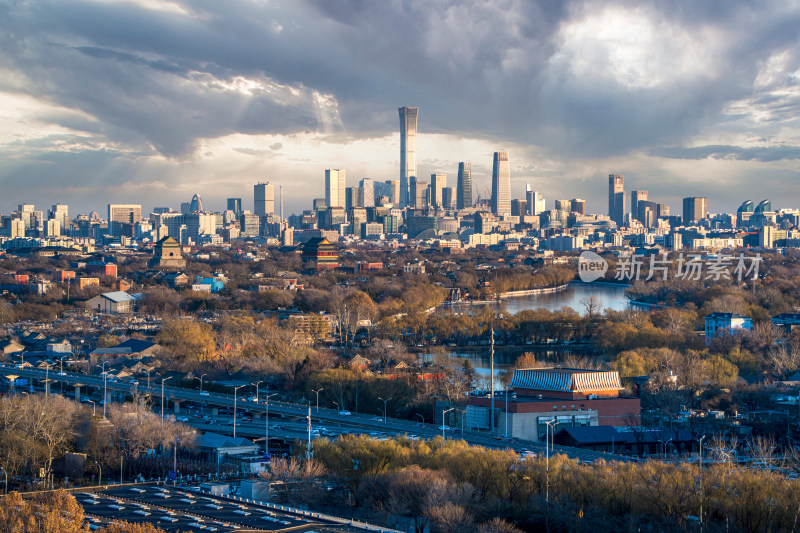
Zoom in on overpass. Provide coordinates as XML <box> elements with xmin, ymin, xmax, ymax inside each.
<box><xmin>0</xmin><ymin>364</ymin><xmax>632</xmax><ymax>464</ymax></box>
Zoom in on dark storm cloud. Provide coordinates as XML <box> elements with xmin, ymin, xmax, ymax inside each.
<box><xmin>2</xmin><ymin>0</ymin><xmax>800</xmax><ymax>212</ymax></box>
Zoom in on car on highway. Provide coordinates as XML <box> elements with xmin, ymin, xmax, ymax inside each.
<box><xmin>338</xmin><ymin>410</ymin><xmax>351</xmax><ymax>416</ymax></box>
<box><xmin>438</xmin><ymin>425</ymin><xmax>452</xmax><ymax>431</ymax></box>
<box><xmin>370</xmin><ymin>416</ymin><xmax>383</xmax><ymax>421</ymax></box>
<box><xmin>199</xmin><ymin>391</ymin><xmax>210</xmax><ymax>396</ymax></box>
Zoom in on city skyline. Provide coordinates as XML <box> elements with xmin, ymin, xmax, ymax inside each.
<box><xmin>2</xmin><ymin>2</ymin><xmax>800</xmax><ymax>215</ymax></box>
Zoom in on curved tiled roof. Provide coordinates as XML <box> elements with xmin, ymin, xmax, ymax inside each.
<box><xmin>510</xmin><ymin>368</ymin><xmax>622</xmax><ymax>392</ymax></box>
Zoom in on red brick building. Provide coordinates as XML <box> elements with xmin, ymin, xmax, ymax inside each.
<box><xmin>465</xmin><ymin>368</ymin><xmax>640</xmax><ymax>442</ymax></box>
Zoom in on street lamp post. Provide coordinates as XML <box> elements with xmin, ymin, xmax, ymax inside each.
<box><xmin>416</xmin><ymin>413</ymin><xmax>424</xmax><ymax>424</ymax></box>
<box><xmin>443</xmin><ymin>407</ymin><xmax>455</xmax><ymax>440</ymax></box>
<box><xmin>305</xmin><ymin>399</ymin><xmax>312</xmax><ymax>463</ymax></box>
<box><xmin>44</xmin><ymin>363</ymin><xmax>50</xmax><ymax>397</ymax></box>
<box><xmin>233</xmin><ymin>385</ymin><xmax>246</xmax><ymax>438</ymax></box>
<box><xmin>264</xmin><ymin>392</ymin><xmax>278</xmax><ymax>456</ymax></box>
<box><xmin>87</xmin><ymin>400</ymin><xmax>96</xmax><ymax>417</ymax></box>
<box><xmin>505</xmin><ymin>388</ymin><xmax>509</xmax><ymax>437</ymax></box>
<box><xmin>94</xmin><ymin>461</ymin><xmax>102</xmax><ymax>487</ymax></box>
<box><xmin>332</xmin><ymin>401</ymin><xmax>339</xmax><ymax>411</ymax></box>
<box><xmin>544</xmin><ymin>418</ymin><xmax>558</xmax><ymax>505</ymax></box>
<box><xmin>312</xmin><ymin>388</ymin><xmax>323</xmax><ymax>412</ymax></box>
<box><xmin>161</xmin><ymin>377</ymin><xmax>173</xmax><ymax>428</ymax></box>
<box><xmin>378</xmin><ymin>396</ymin><xmax>392</xmax><ymax>423</ymax></box>
<box><xmin>698</xmin><ymin>434</ymin><xmax>707</xmax><ymax>526</ymax></box>
<box><xmin>199</xmin><ymin>373</ymin><xmax>208</xmax><ymax>394</ymax></box>
<box><xmin>252</xmin><ymin>380</ymin><xmax>263</xmax><ymax>404</ymax></box>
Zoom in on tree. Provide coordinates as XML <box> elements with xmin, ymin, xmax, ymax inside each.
<box><xmin>157</xmin><ymin>319</ymin><xmax>217</xmax><ymax>362</ymax></box>
<box><xmin>580</xmin><ymin>295</ymin><xmax>602</xmax><ymax>317</ymax></box>
<box><xmin>0</xmin><ymin>490</ymin><xmax>87</xmax><ymax>533</ymax></box>
<box><xmin>514</xmin><ymin>352</ymin><xmax>540</xmax><ymax>370</ymax></box>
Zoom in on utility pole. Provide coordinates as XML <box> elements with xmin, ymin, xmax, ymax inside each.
<box><xmin>490</xmin><ymin>325</ymin><xmax>495</xmax><ymax>432</ymax></box>
<box><xmin>306</xmin><ymin>401</ymin><xmax>312</xmax><ymax>463</ymax></box>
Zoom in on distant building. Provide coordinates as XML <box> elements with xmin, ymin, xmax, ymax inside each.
<box><xmin>456</xmin><ymin>162</ymin><xmax>472</xmax><ymax>210</ymax></box>
<box><xmin>108</xmin><ymin>204</ymin><xmax>141</xmax><ymax>237</ymax></box>
<box><xmin>227</xmin><ymin>198</ymin><xmax>242</xmax><ymax>217</ymax></box>
<box><xmin>254</xmin><ymin>182</ymin><xmax>275</xmax><ymax>216</ymax></box>
<box><xmin>491</xmin><ymin>151</ymin><xmax>511</xmax><ymax>216</ymax></box>
<box><xmin>85</xmin><ymin>291</ymin><xmax>139</xmax><ymax>314</ymax></box>
<box><xmin>608</xmin><ymin>174</ymin><xmax>625</xmax><ymax>227</ymax></box>
<box><xmin>683</xmin><ymin>197</ymin><xmax>708</xmax><ymax>225</ymax></box>
<box><xmin>526</xmin><ymin>186</ymin><xmax>545</xmax><ymax>216</ymax></box>
<box><xmin>704</xmin><ymin>312</ymin><xmax>752</xmax><ymax>344</ymax></box>
<box><xmin>149</xmin><ymin>236</ymin><xmax>186</xmax><ymax>269</ymax></box>
<box><xmin>570</xmin><ymin>199</ymin><xmax>586</xmax><ymax>215</ymax></box>
<box><xmin>301</xmin><ymin>237</ymin><xmax>339</xmax><ymax>270</ymax></box>
<box><xmin>465</xmin><ymin>368</ymin><xmax>640</xmax><ymax>441</ymax></box>
<box><xmin>772</xmin><ymin>313</ymin><xmax>800</xmax><ymax>335</ymax></box>
<box><xmin>325</xmin><ymin>170</ymin><xmax>346</xmax><ymax>209</ymax></box>
<box><xmin>399</xmin><ymin>106</ymin><xmax>419</xmax><ymax>208</ymax></box>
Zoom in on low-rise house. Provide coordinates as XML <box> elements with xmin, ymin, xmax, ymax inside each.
<box><xmin>704</xmin><ymin>312</ymin><xmax>752</xmax><ymax>344</ymax></box>
<box><xmin>85</xmin><ymin>291</ymin><xmax>140</xmax><ymax>314</ymax></box>
<box><xmin>772</xmin><ymin>313</ymin><xmax>800</xmax><ymax>335</ymax></box>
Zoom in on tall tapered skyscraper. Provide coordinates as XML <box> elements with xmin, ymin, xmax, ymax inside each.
<box><xmin>399</xmin><ymin>107</ymin><xmax>418</xmax><ymax>208</ymax></box>
<box><xmin>456</xmin><ymin>162</ymin><xmax>472</xmax><ymax>210</ymax></box>
<box><xmin>491</xmin><ymin>151</ymin><xmax>511</xmax><ymax>216</ymax></box>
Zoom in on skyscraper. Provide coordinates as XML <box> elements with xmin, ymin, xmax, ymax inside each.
<box><xmin>386</xmin><ymin>180</ymin><xmax>400</xmax><ymax>206</ymax></box>
<box><xmin>227</xmin><ymin>198</ymin><xmax>242</xmax><ymax>217</ymax></box>
<box><xmin>399</xmin><ymin>107</ymin><xmax>418</xmax><ymax>208</ymax></box>
<box><xmin>491</xmin><ymin>151</ymin><xmax>511</xmax><ymax>216</ymax></box>
<box><xmin>108</xmin><ymin>204</ymin><xmax>142</xmax><ymax>237</ymax></box>
<box><xmin>410</xmin><ymin>178</ymin><xmax>428</xmax><ymax>209</ymax></box>
<box><xmin>325</xmin><ymin>169</ymin><xmax>346</xmax><ymax>208</ymax></box>
<box><xmin>683</xmin><ymin>197</ymin><xmax>708</xmax><ymax>225</ymax></box>
<box><xmin>189</xmin><ymin>194</ymin><xmax>204</xmax><ymax>213</ymax></box>
<box><xmin>608</xmin><ymin>174</ymin><xmax>625</xmax><ymax>226</ymax></box>
<box><xmin>359</xmin><ymin>178</ymin><xmax>375</xmax><ymax>208</ymax></box>
<box><xmin>254</xmin><ymin>182</ymin><xmax>275</xmax><ymax>216</ymax></box>
<box><xmin>431</xmin><ymin>173</ymin><xmax>446</xmax><ymax>208</ymax></box>
<box><xmin>456</xmin><ymin>162</ymin><xmax>472</xmax><ymax>210</ymax></box>
<box><xmin>442</xmin><ymin>187</ymin><xmax>455</xmax><ymax>209</ymax></box>
<box><xmin>631</xmin><ymin>190</ymin><xmax>647</xmax><ymax>222</ymax></box>
<box><xmin>48</xmin><ymin>204</ymin><xmax>69</xmax><ymax>234</ymax></box>
<box><xmin>526</xmin><ymin>185</ymin><xmax>545</xmax><ymax>215</ymax></box>
<box><xmin>571</xmin><ymin>199</ymin><xmax>586</xmax><ymax>215</ymax></box>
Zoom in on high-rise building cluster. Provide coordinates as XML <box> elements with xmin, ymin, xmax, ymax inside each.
<box><xmin>2</xmin><ymin>104</ymin><xmax>798</xmax><ymax>253</ymax></box>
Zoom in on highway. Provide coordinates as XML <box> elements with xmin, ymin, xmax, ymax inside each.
<box><xmin>1</xmin><ymin>364</ymin><xmax>633</xmax><ymax>464</ymax></box>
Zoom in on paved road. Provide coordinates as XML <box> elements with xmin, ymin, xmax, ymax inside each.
<box><xmin>1</xmin><ymin>365</ymin><xmax>632</xmax><ymax>464</ymax></box>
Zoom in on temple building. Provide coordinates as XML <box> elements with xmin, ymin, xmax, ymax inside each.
<box><xmin>149</xmin><ymin>236</ymin><xmax>186</xmax><ymax>269</ymax></box>
<box><xmin>301</xmin><ymin>237</ymin><xmax>339</xmax><ymax>270</ymax></box>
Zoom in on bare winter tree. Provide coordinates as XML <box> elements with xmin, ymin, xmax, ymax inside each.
<box><xmin>707</xmin><ymin>433</ymin><xmax>738</xmax><ymax>464</ymax></box>
<box><xmin>580</xmin><ymin>295</ymin><xmax>602</xmax><ymax>318</ymax></box>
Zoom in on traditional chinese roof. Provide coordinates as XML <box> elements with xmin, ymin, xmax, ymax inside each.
<box><xmin>510</xmin><ymin>368</ymin><xmax>622</xmax><ymax>393</ymax></box>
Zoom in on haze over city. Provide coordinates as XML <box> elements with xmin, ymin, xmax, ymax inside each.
<box><xmin>2</xmin><ymin>1</ymin><xmax>800</xmax><ymax>215</ymax></box>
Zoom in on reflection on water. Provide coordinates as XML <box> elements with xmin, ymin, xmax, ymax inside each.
<box><xmin>438</xmin><ymin>283</ymin><xmax>627</xmax><ymax>389</ymax></box>
<box><xmin>486</xmin><ymin>281</ymin><xmax>629</xmax><ymax>315</ymax></box>
<box><xmin>424</xmin><ymin>349</ymin><xmax>589</xmax><ymax>390</ymax></box>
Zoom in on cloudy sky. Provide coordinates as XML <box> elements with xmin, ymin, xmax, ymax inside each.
<box><xmin>2</xmin><ymin>0</ymin><xmax>800</xmax><ymax>217</ymax></box>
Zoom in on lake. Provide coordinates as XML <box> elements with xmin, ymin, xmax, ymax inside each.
<box><xmin>486</xmin><ymin>281</ymin><xmax>630</xmax><ymax>315</ymax></box>
<box><xmin>440</xmin><ymin>282</ymin><xmax>630</xmax><ymax>389</ymax></box>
